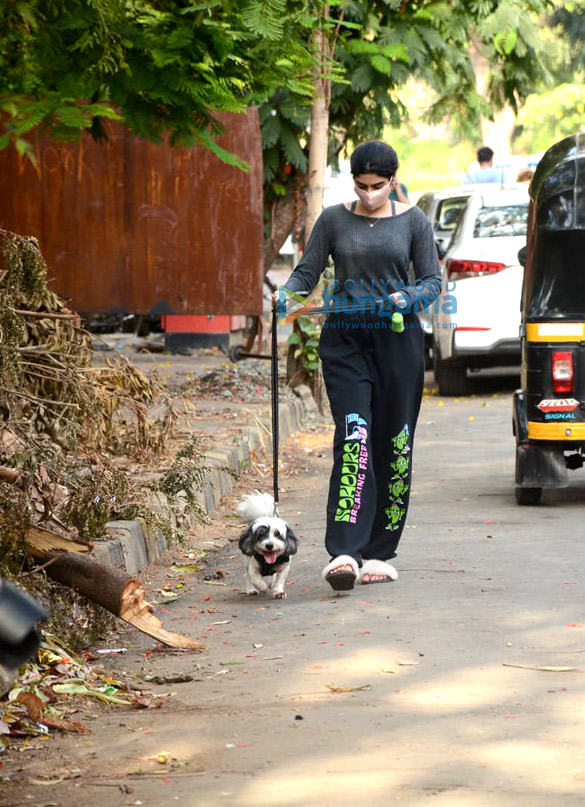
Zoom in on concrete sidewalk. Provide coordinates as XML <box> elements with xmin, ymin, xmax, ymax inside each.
<box><xmin>93</xmin><ymin>343</ymin><xmax>309</xmax><ymax>575</ymax></box>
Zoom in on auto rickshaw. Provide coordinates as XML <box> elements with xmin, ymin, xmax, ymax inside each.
<box><xmin>513</xmin><ymin>133</ymin><xmax>585</xmax><ymax>504</ymax></box>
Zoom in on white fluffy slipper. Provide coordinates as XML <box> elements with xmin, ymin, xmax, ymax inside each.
<box><xmin>359</xmin><ymin>559</ymin><xmax>398</xmax><ymax>585</ymax></box>
<box><xmin>322</xmin><ymin>555</ymin><xmax>359</xmax><ymax>591</ymax></box>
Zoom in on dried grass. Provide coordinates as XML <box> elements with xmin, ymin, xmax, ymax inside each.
<box><xmin>0</xmin><ymin>228</ymin><xmax>178</xmax><ymax>645</ymax></box>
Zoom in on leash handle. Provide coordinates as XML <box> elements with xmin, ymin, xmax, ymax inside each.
<box><xmin>271</xmin><ymin>305</ymin><xmax>279</xmax><ymax>512</ymax></box>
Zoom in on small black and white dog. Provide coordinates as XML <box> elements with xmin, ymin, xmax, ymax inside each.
<box><xmin>237</xmin><ymin>492</ymin><xmax>298</xmax><ymax>599</ymax></box>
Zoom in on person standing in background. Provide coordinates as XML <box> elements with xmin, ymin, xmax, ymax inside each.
<box><xmin>462</xmin><ymin>146</ymin><xmax>504</xmax><ymax>185</ymax></box>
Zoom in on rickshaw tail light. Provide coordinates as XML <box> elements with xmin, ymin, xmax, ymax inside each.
<box><xmin>446</xmin><ymin>259</ymin><xmax>506</xmax><ymax>280</ymax></box>
<box><xmin>552</xmin><ymin>351</ymin><xmax>574</xmax><ymax>394</ymax></box>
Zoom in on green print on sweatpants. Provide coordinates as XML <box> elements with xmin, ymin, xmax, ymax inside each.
<box><xmin>384</xmin><ymin>423</ymin><xmax>410</xmax><ymax>532</ymax></box>
<box><xmin>334</xmin><ymin>414</ymin><xmax>369</xmax><ymax>523</ymax></box>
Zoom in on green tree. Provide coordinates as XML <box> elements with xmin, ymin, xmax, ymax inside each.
<box><xmin>550</xmin><ymin>0</ymin><xmax>585</xmax><ymax>80</ymax></box>
<box><xmin>510</xmin><ymin>0</ymin><xmax>585</xmax><ymax>154</ymax></box>
<box><xmin>0</xmin><ymin>0</ymin><xmax>318</xmax><ymax>166</ymax></box>
<box><xmin>262</xmin><ymin>0</ymin><xmax>551</xmax><ymax>268</ymax></box>
<box><xmin>515</xmin><ymin>84</ymin><xmax>585</xmax><ymax>153</ymax></box>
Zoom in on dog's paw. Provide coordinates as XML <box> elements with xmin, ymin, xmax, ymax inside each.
<box><xmin>245</xmin><ymin>589</ymin><xmax>259</xmax><ymax>596</ymax></box>
<box><xmin>272</xmin><ymin>591</ymin><xmax>287</xmax><ymax>599</ymax></box>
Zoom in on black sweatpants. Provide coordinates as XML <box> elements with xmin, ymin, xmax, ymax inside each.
<box><xmin>318</xmin><ymin>311</ymin><xmax>425</xmax><ymax>565</ymax></box>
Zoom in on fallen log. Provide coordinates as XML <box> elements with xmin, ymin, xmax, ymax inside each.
<box><xmin>26</xmin><ymin>524</ymin><xmax>92</xmax><ymax>556</ymax></box>
<box><xmin>41</xmin><ymin>552</ymin><xmax>203</xmax><ymax>651</ymax></box>
<box><xmin>2</xmin><ymin>470</ymin><xmax>201</xmax><ymax>650</ymax></box>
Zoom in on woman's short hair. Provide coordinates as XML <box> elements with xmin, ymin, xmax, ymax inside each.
<box><xmin>350</xmin><ymin>141</ymin><xmax>399</xmax><ymax>179</ymax></box>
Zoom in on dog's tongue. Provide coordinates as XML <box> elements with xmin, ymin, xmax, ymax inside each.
<box><xmin>265</xmin><ymin>552</ymin><xmax>278</xmax><ymax>565</ymax></box>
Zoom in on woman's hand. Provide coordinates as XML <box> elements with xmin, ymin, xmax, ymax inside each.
<box><xmin>389</xmin><ymin>292</ymin><xmax>408</xmax><ymax>309</ymax></box>
<box><xmin>272</xmin><ymin>289</ymin><xmax>280</xmax><ymax>307</ymax></box>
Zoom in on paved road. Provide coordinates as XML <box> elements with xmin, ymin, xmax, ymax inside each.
<box><xmin>7</xmin><ymin>373</ymin><xmax>585</xmax><ymax>807</ymax></box>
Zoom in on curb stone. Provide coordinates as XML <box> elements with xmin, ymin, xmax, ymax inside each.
<box><xmin>95</xmin><ymin>396</ymin><xmax>306</xmax><ymax>574</ymax></box>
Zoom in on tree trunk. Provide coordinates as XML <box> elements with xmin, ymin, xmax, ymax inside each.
<box><xmin>0</xmin><ymin>470</ymin><xmax>200</xmax><ymax>650</ymax></box>
<box><xmin>305</xmin><ymin>87</ymin><xmax>329</xmax><ymax>237</ymax></box>
<box><xmin>285</xmin><ymin>11</ymin><xmax>330</xmax><ymax>411</ymax></box>
<box><xmin>481</xmin><ymin>107</ymin><xmax>516</xmax><ymax>159</ymax></box>
<box><xmin>264</xmin><ymin>192</ymin><xmax>297</xmax><ymax>275</ymax></box>
<box><xmin>305</xmin><ymin>23</ymin><xmax>331</xmax><ymax>241</ymax></box>
<box><xmin>469</xmin><ymin>32</ymin><xmax>516</xmax><ymax>157</ymax></box>
<box><xmin>41</xmin><ymin>551</ymin><xmax>203</xmax><ymax>651</ymax></box>
<box><xmin>264</xmin><ymin>169</ymin><xmax>309</xmax><ymax>279</ymax></box>
<box><xmin>469</xmin><ymin>32</ymin><xmax>490</xmax><ymax>100</ymax></box>
<box><xmin>26</xmin><ymin>524</ymin><xmax>93</xmax><ymax>556</ymax></box>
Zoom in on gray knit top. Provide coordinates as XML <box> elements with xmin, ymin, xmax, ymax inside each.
<box><xmin>283</xmin><ymin>203</ymin><xmax>441</xmax><ymax>313</ymax></box>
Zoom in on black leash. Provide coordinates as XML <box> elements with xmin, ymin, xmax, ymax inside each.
<box><xmin>271</xmin><ymin>305</ymin><xmax>279</xmax><ymax>515</ymax></box>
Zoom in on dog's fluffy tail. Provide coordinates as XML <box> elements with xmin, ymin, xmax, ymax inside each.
<box><xmin>236</xmin><ymin>491</ymin><xmax>277</xmax><ymax>523</ymax></box>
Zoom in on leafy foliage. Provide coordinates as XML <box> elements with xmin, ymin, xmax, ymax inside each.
<box><xmin>416</xmin><ymin>0</ymin><xmax>551</xmax><ymax>134</ymax></box>
<box><xmin>288</xmin><ymin>316</ymin><xmax>320</xmax><ymax>373</ymax></box>
<box><xmin>158</xmin><ymin>436</ymin><xmax>236</xmax><ymax>523</ymax></box>
<box><xmin>516</xmin><ymin>83</ymin><xmax>585</xmax><ymax>153</ymax></box>
<box><xmin>547</xmin><ymin>0</ymin><xmax>585</xmax><ymax>81</ymax></box>
<box><xmin>261</xmin><ymin>0</ymin><xmax>551</xmax><ymax>210</ymax></box>
<box><xmin>0</xmin><ymin>0</ymin><xmax>319</xmax><ymax>165</ymax></box>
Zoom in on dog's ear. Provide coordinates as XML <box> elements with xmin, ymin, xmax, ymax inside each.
<box><xmin>284</xmin><ymin>526</ymin><xmax>299</xmax><ymax>556</ymax></box>
<box><xmin>238</xmin><ymin>525</ymin><xmax>256</xmax><ymax>556</ymax></box>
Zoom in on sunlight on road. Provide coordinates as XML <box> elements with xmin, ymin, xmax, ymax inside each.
<box><xmin>237</xmin><ymin>751</ymin><xmax>404</xmax><ymax>805</ymax></box>
<box><xmin>398</xmin><ymin>663</ymin><xmax>518</xmax><ymax>710</ymax></box>
<box><xmin>236</xmin><ymin>734</ymin><xmax>585</xmax><ymax>806</ymax></box>
<box><xmin>479</xmin><ymin>740</ymin><xmax>585</xmax><ymax>786</ymax></box>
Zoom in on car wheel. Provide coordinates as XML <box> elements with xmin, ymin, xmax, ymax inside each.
<box><xmin>433</xmin><ymin>342</ymin><xmax>469</xmax><ymax>396</ymax></box>
<box><xmin>515</xmin><ymin>486</ymin><xmax>542</xmax><ymax>505</ymax></box>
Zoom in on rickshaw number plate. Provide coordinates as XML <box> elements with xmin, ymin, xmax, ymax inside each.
<box><xmin>526</xmin><ymin>323</ymin><xmax>585</xmax><ymax>342</ymax></box>
<box><xmin>537</xmin><ymin>324</ymin><xmax>584</xmax><ymax>337</ymax></box>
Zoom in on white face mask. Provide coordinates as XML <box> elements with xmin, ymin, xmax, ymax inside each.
<box><xmin>354</xmin><ymin>180</ymin><xmax>392</xmax><ymax>212</ymax></box>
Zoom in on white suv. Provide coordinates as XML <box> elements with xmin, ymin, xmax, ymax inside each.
<box><xmin>430</xmin><ymin>186</ymin><xmax>529</xmax><ymax>395</ymax></box>
<box><xmin>416</xmin><ymin>188</ymin><xmax>479</xmax><ymax>366</ymax></box>
<box><xmin>417</xmin><ymin>187</ymin><xmax>476</xmax><ymax>256</ymax></box>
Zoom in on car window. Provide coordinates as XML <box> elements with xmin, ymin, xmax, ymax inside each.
<box><xmin>435</xmin><ymin>198</ymin><xmax>467</xmax><ymax>231</ymax></box>
<box><xmin>473</xmin><ymin>204</ymin><xmax>528</xmax><ymax>238</ymax></box>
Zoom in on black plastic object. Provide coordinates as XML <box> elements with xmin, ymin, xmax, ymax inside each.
<box><xmin>522</xmin><ymin>133</ymin><xmax>585</xmax><ymax>320</ymax></box>
<box><xmin>0</xmin><ymin>579</ymin><xmax>47</xmax><ymax>669</ymax></box>
<box><xmin>566</xmin><ymin>452</ymin><xmax>585</xmax><ymax>470</ymax></box>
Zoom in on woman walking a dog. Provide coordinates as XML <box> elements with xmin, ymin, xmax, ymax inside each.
<box><xmin>274</xmin><ymin>140</ymin><xmax>441</xmax><ymax>590</ymax></box>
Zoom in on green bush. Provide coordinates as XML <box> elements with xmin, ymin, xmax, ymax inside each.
<box><xmin>515</xmin><ymin>84</ymin><xmax>585</xmax><ymax>154</ymax></box>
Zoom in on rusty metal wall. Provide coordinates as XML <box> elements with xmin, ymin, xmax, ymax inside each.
<box><xmin>0</xmin><ymin>111</ymin><xmax>264</xmax><ymax>315</ymax></box>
